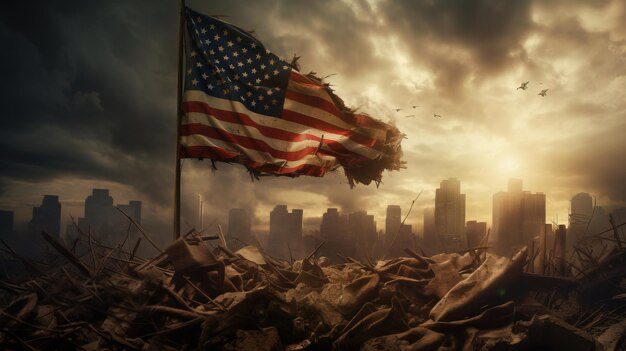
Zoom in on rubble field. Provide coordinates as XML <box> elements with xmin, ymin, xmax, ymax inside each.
<box><xmin>0</xmin><ymin>228</ymin><xmax>625</xmax><ymax>351</ymax></box>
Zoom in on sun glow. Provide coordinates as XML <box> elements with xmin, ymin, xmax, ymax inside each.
<box><xmin>500</xmin><ymin>158</ymin><xmax>520</xmax><ymax>174</ymax></box>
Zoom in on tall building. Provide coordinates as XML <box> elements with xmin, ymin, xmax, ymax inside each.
<box><xmin>0</xmin><ymin>210</ymin><xmax>14</xmax><ymax>238</ymax></box>
<box><xmin>29</xmin><ymin>195</ymin><xmax>62</xmax><ymax>239</ymax></box>
<box><xmin>119</xmin><ymin>200</ymin><xmax>142</xmax><ymax>224</ymax></box>
<box><xmin>422</xmin><ymin>208</ymin><xmax>437</xmax><ymax>254</ymax></box>
<box><xmin>111</xmin><ymin>200</ymin><xmax>143</xmax><ymax>244</ymax></box>
<box><xmin>569</xmin><ymin>193</ymin><xmax>593</xmax><ymax>246</ymax></box>
<box><xmin>492</xmin><ymin>179</ymin><xmax>546</xmax><ymax>256</ymax></box>
<box><xmin>466</xmin><ymin>221</ymin><xmax>487</xmax><ymax>248</ymax></box>
<box><xmin>85</xmin><ymin>189</ymin><xmax>114</xmax><ymax>228</ymax></box>
<box><xmin>227</xmin><ymin>208</ymin><xmax>252</xmax><ymax>250</ymax></box>
<box><xmin>319</xmin><ymin>208</ymin><xmax>351</xmax><ymax>260</ymax></box>
<box><xmin>268</xmin><ymin>205</ymin><xmax>303</xmax><ymax>258</ymax></box>
<box><xmin>320</xmin><ymin>208</ymin><xmax>348</xmax><ymax>241</ymax></box>
<box><xmin>435</xmin><ymin>178</ymin><xmax>466</xmax><ymax>252</ymax></box>
<box><xmin>385</xmin><ymin>205</ymin><xmax>402</xmax><ymax>246</ymax></box>
<box><xmin>347</xmin><ymin>210</ymin><xmax>377</xmax><ymax>253</ymax></box>
<box><xmin>291</xmin><ymin>209</ymin><xmax>304</xmax><ymax>240</ymax></box>
<box><xmin>67</xmin><ymin>189</ymin><xmax>142</xmax><ymax>246</ymax></box>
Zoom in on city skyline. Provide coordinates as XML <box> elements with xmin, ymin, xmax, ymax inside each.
<box><xmin>3</xmin><ymin>179</ymin><xmax>623</xmax><ymax>242</ymax></box>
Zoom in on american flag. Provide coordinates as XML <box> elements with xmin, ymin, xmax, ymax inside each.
<box><xmin>181</xmin><ymin>7</ymin><xmax>396</xmax><ymax>178</ymax></box>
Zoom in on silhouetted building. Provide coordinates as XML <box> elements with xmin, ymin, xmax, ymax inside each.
<box><xmin>347</xmin><ymin>210</ymin><xmax>377</xmax><ymax>255</ymax></box>
<box><xmin>268</xmin><ymin>205</ymin><xmax>303</xmax><ymax>258</ymax></box>
<box><xmin>0</xmin><ymin>210</ymin><xmax>13</xmax><ymax>238</ymax></box>
<box><xmin>435</xmin><ymin>178</ymin><xmax>466</xmax><ymax>252</ymax></box>
<box><xmin>423</xmin><ymin>208</ymin><xmax>437</xmax><ymax>254</ymax></box>
<box><xmin>320</xmin><ymin>208</ymin><xmax>348</xmax><ymax>241</ymax></box>
<box><xmin>385</xmin><ymin>205</ymin><xmax>402</xmax><ymax>246</ymax></box>
<box><xmin>67</xmin><ymin>189</ymin><xmax>142</xmax><ymax>246</ymax></box>
<box><xmin>466</xmin><ymin>221</ymin><xmax>487</xmax><ymax>248</ymax></box>
<box><xmin>29</xmin><ymin>195</ymin><xmax>61</xmax><ymax>239</ymax></box>
<box><xmin>118</xmin><ymin>201</ymin><xmax>142</xmax><ymax>224</ymax></box>
<box><xmin>71</xmin><ymin>189</ymin><xmax>115</xmax><ymax>242</ymax></box>
<box><xmin>569</xmin><ymin>193</ymin><xmax>593</xmax><ymax>245</ymax></box>
<box><xmin>227</xmin><ymin>208</ymin><xmax>252</xmax><ymax>250</ymax></box>
<box><xmin>85</xmin><ymin>189</ymin><xmax>114</xmax><ymax>228</ymax></box>
<box><xmin>318</xmin><ymin>208</ymin><xmax>351</xmax><ymax>261</ymax></box>
<box><xmin>348</xmin><ymin>211</ymin><xmax>377</xmax><ymax>242</ymax></box>
<box><xmin>109</xmin><ymin>200</ymin><xmax>143</xmax><ymax>244</ymax></box>
<box><xmin>492</xmin><ymin>179</ymin><xmax>546</xmax><ymax>256</ymax></box>
<box><xmin>291</xmin><ymin>209</ymin><xmax>304</xmax><ymax>240</ymax></box>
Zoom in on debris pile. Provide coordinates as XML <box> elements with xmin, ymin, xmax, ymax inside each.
<box><xmin>0</xmin><ymin>227</ymin><xmax>624</xmax><ymax>350</ymax></box>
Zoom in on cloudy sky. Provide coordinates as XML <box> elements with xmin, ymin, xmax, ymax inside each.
<box><xmin>1</xmin><ymin>0</ymin><xmax>625</xmax><ymax>241</ymax></box>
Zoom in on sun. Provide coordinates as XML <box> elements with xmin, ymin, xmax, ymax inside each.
<box><xmin>500</xmin><ymin>158</ymin><xmax>520</xmax><ymax>174</ymax></box>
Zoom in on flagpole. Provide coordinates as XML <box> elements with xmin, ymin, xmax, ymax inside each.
<box><xmin>174</xmin><ymin>0</ymin><xmax>185</xmax><ymax>240</ymax></box>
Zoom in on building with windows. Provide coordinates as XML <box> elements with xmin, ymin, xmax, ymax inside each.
<box><xmin>435</xmin><ymin>178</ymin><xmax>466</xmax><ymax>252</ymax></box>
<box><xmin>492</xmin><ymin>179</ymin><xmax>546</xmax><ymax>256</ymax></box>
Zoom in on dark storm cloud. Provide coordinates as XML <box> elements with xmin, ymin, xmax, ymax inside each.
<box><xmin>381</xmin><ymin>0</ymin><xmax>533</xmax><ymax>95</ymax></box>
<box><xmin>0</xmin><ymin>0</ymin><xmax>178</xmax><ymax>203</ymax></box>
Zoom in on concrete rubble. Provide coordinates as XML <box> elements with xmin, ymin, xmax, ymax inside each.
<box><xmin>0</xmin><ymin>227</ymin><xmax>625</xmax><ymax>350</ymax></box>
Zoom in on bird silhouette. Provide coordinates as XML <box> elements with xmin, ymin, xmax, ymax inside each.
<box><xmin>412</xmin><ymin>105</ymin><xmax>419</xmax><ymax>108</ymax></box>
<box><xmin>404</xmin><ymin>115</ymin><xmax>415</xmax><ymax>118</ymax></box>
<box><xmin>538</xmin><ymin>89</ymin><xmax>549</xmax><ymax>97</ymax></box>
<box><xmin>394</xmin><ymin>108</ymin><xmax>403</xmax><ymax>112</ymax></box>
<box><xmin>517</xmin><ymin>81</ymin><xmax>529</xmax><ymax>90</ymax></box>
<box><xmin>433</xmin><ymin>114</ymin><xmax>442</xmax><ymax>118</ymax></box>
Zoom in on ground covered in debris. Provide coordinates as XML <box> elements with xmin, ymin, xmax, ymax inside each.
<box><xmin>0</xmin><ymin>229</ymin><xmax>625</xmax><ymax>350</ymax></box>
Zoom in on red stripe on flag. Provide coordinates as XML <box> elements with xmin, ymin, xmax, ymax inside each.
<box><xmin>179</xmin><ymin>145</ymin><xmax>237</xmax><ymax>160</ymax></box>
<box><xmin>183</xmin><ymin>101</ymin><xmax>374</xmax><ymax>160</ymax></box>
<box><xmin>181</xmin><ymin>145</ymin><xmax>327</xmax><ymax>176</ymax></box>
<box><xmin>289</xmin><ymin>71</ymin><xmax>318</xmax><ymax>85</ymax></box>
<box><xmin>182</xmin><ymin>124</ymin><xmax>320</xmax><ymax>161</ymax></box>
<box><xmin>281</xmin><ymin>109</ymin><xmax>381</xmax><ymax>150</ymax></box>
<box><xmin>285</xmin><ymin>90</ymin><xmax>357</xmax><ymax>126</ymax></box>
<box><xmin>287</xmin><ymin>74</ymin><xmax>387</xmax><ymax>131</ymax></box>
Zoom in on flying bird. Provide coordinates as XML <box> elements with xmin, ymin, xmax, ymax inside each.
<box><xmin>433</xmin><ymin>113</ymin><xmax>442</xmax><ymax>118</ymax></box>
<box><xmin>517</xmin><ymin>81</ymin><xmax>529</xmax><ymax>90</ymax></box>
<box><xmin>538</xmin><ymin>89</ymin><xmax>549</xmax><ymax>97</ymax></box>
<box><xmin>411</xmin><ymin>105</ymin><xmax>419</xmax><ymax>108</ymax></box>
<box><xmin>394</xmin><ymin>108</ymin><xmax>403</xmax><ymax>112</ymax></box>
<box><xmin>404</xmin><ymin>115</ymin><xmax>415</xmax><ymax>118</ymax></box>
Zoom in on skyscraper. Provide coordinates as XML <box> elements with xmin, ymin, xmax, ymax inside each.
<box><xmin>569</xmin><ymin>193</ymin><xmax>593</xmax><ymax>244</ymax></box>
<box><xmin>85</xmin><ymin>189</ymin><xmax>114</xmax><ymax>227</ymax></box>
<box><xmin>67</xmin><ymin>189</ymin><xmax>142</xmax><ymax>246</ymax></box>
<box><xmin>492</xmin><ymin>179</ymin><xmax>546</xmax><ymax>256</ymax></box>
<box><xmin>268</xmin><ymin>205</ymin><xmax>303</xmax><ymax>258</ymax></box>
<box><xmin>320</xmin><ymin>208</ymin><xmax>348</xmax><ymax>241</ymax></box>
<box><xmin>319</xmin><ymin>208</ymin><xmax>352</xmax><ymax>260</ymax></box>
<box><xmin>435</xmin><ymin>178</ymin><xmax>466</xmax><ymax>252</ymax></box>
<box><xmin>347</xmin><ymin>210</ymin><xmax>377</xmax><ymax>248</ymax></box>
<box><xmin>29</xmin><ymin>195</ymin><xmax>61</xmax><ymax>239</ymax></box>
<box><xmin>111</xmin><ymin>200</ymin><xmax>143</xmax><ymax>244</ymax></box>
<box><xmin>227</xmin><ymin>208</ymin><xmax>252</xmax><ymax>250</ymax></box>
<box><xmin>385</xmin><ymin>205</ymin><xmax>401</xmax><ymax>246</ymax></box>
